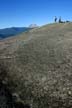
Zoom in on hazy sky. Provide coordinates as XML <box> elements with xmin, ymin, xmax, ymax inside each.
<box><xmin>0</xmin><ymin>0</ymin><xmax>72</xmax><ymax>28</ymax></box>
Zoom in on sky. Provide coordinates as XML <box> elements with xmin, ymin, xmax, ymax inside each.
<box><xmin>0</xmin><ymin>0</ymin><xmax>72</xmax><ymax>28</ymax></box>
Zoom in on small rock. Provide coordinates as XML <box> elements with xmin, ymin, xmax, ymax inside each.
<box><xmin>68</xmin><ymin>91</ymin><xmax>72</xmax><ymax>95</ymax></box>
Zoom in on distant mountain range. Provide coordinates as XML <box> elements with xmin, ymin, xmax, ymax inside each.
<box><xmin>0</xmin><ymin>27</ymin><xmax>32</xmax><ymax>39</ymax></box>
<box><xmin>29</xmin><ymin>24</ymin><xmax>38</xmax><ymax>28</ymax></box>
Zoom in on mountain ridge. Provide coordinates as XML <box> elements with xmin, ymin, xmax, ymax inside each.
<box><xmin>0</xmin><ymin>27</ymin><xmax>32</xmax><ymax>39</ymax></box>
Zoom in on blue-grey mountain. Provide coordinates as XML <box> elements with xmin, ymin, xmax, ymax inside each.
<box><xmin>0</xmin><ymin>27</ymin><xmax>32</xmax><ymax>39</ymax></box>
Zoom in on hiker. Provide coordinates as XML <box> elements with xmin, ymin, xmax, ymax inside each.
<box><xmin>54</xmin><ymin>16</ymin><xmax>57</xmax><ymax>23</ymax></box>
<box><xmin>59</xmin><ymin>16</ymin><xmax>62</xmax><ymax>23</ymax></box>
